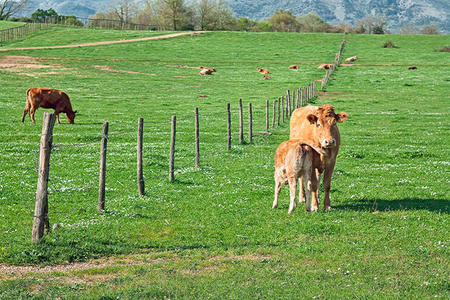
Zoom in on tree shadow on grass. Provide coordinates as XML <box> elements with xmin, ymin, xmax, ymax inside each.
<box><xmin>335</xmin><ymin>197</ymin><xmax>449</xmax><ymax>213</ymax></box>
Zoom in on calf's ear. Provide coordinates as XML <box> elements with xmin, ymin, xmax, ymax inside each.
<box><xmin>307</xmin><ymin>114</ymin><xmax>318</xmax><ymax>124</ymax></box>
<box><xmin>337</xmin><ymin>112</ymin><xmax>348</xmax><ymax>123</ymax></box>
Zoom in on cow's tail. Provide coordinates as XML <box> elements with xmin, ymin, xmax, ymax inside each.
<box><xmin>25</xmin><ymin>88</ymin><xmax>32</xmax><ymax>108</ymax></box>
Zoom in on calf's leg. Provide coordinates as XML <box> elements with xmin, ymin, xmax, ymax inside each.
<box><xmin>287</xmin><ymin>176</ymin><xmax>297</xmax><ymax>214</ymax></box>
<box><xmin>273</xmin><ymin>176</ymin><xmax>282</xmax><ymax>209</ymax></box>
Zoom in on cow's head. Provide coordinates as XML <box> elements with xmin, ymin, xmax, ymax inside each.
<box><xmin>306</xmin><ymin>104</ymin><xmax>347</xmax><ymax>148</ymax></box>
<box><xmin>66</xmin><ymin>110</ymin><xmax>77</xmax><ymax>124</ymax></box>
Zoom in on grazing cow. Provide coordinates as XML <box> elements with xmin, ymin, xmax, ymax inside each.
<box><xmin>257</xmin><ymin>68</ymin><xmax>271</xmax><ymax>74</ymax></box>
<box><xmin>273</xmin><ymin>139</ymin><xmax>324</xmax><ymax>214</ymax></box>
<box><xmin>317</xmin><ymin>64</ymin><xmax>332</xmax><ymax>70</ymax></box>
<box><xmin>21</xmin><ymin>88</ymin><xmax>77</xmax><ymax>124</ymax></box>
<box><xmin>289</xmin><ymin>104</ymin><xmax>348</xmax><ymax>211</ymax></box>
<box><xmin>263</xmin><ymin>75</ymin><xmax>271</xmax><ymax>80</ymax></box>
<box><xmin>408</xmin><ymin>66</ymin><xmax>417</xmax><ymax>70</ymax></box>
<box><xmin>344</xmin><ymin>56</ymin><xmax>358</xmax><ymax>62</ymax></box>
<box><xmin>288</xmin><ymin>65</ymin><xmax>299</xmax><ymax>70</ymax></box>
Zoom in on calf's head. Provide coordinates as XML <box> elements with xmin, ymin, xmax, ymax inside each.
<box><xmin>66</xmin><ymin>110</ymin><xmax>77</xmax><ymax>124</ymax></box>
<box><xmin>307</xmin><ymin>104</ymin><xmax>347</xmax><ymax>148</ymax></box>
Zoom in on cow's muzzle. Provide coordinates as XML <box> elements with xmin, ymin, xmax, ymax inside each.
<box><xmin>321</xmin><ymin>139</ymin><xmax>336</xmax><ymax>148</ymax></box>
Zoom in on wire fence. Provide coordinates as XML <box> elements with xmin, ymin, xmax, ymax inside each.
<box><xmin>29</xmin><ymin>37</ymin><xmax>346</xmax><ymax>242</ymax></box>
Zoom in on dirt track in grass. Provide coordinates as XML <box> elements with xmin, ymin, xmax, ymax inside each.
<box><xmin>0</xmin><ymin>31</ymin><xmax>206</xmax><ymax>52</ymax></box>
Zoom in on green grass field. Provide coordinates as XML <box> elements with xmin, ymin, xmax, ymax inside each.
<box><xmin>0</xmin><ymin>21</ymin><xmax>25</xmax><ymax>30</ymax></box>
<box><xmin>0</xmin><ymin>26</ymin><xmax>449</xmax><ymax>298</ymax></box>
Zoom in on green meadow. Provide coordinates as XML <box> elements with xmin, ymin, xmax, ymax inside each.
<box><xmin>0</xmin><ymin>26</ymin><xmax>449</xmax><ymax>298</ymax></box>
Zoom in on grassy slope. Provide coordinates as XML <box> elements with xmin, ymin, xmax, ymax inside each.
<box><xmin>0</xmin><ymin>21</ymin><xmax>24</xmax><ymax>30</ymax></box>
<box><xmin>0</xmin><ymin>29</ymin><xmax>449</xmax><ymax>298</ymax></box>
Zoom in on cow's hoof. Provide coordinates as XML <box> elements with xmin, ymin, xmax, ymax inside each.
<box><xmin>311</xmin><ymin>206</ymin><xmax>319</xmax><ymax>212</ymax></box>
<box><xmin>272</xmin><ymin>203</ymin><xmax>278</xmax><ymax>209</ymax></box>
<box><xmin>299</xmin><ymin>198</ymin><xmax>306</xmax><ymax>203</ymax></box>
<box><xmin>324</xmin><ymin>206</ymin><xmax>332</xmax><ymax>211</ymax></box>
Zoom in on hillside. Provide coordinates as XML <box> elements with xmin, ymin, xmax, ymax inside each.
<box><xmin>228</xmin><ymin>0</ymin><xmax>450</xmax><ymax>32</ymax></box>
<box><xmin>21</xmin><ymin>0</ymin><xmax>450</xmax><ymax>33</ymax></box>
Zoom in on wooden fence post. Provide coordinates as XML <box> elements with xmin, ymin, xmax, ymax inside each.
<box><xmin>277</xmin><ymin>97</ymin><xmax>281</xmax><ymax>126</ymax></box>
<box><xmin>169</xmin><ymin>116</ymin><xmax>176</xmax><ymax>182</ymax></box>
<box><xmin>195</xmin><ymin>107</ymin><xmax>200</xmax><ymax>168</ymax></box>
<box><xmin>98</xmin><ymin>121</ymin><xmax>109</xmax><ymax>212</ymax></box>
<box><xmin>32</xmin><ymin>112</ymin><xmax>56</xmax><ymax>243</ymax></box>
<box><xmin>248</xmin><ymin>103</ymin><xmax>253</xmax><ymax>143</ymax></box>
<box><xmin>265</xmin><ymin>100</ymin><xmax>269</xmax><ymax>133</ymax></box>
<box><xmin>227</xmin><ymin>103</ymin><xmax>231</xmax><ymax>150</ymax></box>
<box><xmin>292</xmin><ymin>90</ymin><xmax>296</xmax><ymax>111</ymax></box>
<box><xmin>287</xmin><ymin>90</ymin><xmax>291</xmax><ymax>116</ymax></box>
<box><xmin>239</xmin><ymin>98</ymin><xmax>243</xmax><ymax>144</ymax></box>
<box><xmin>272</xmin><ymin>99</ymin><xmax>276</xmax><ymax>128</ymax></box>
<box><xmin>137</xmin><ymin>117</ymin><xmax>145</xmax><ymax>196</ymax></box>
<box><xmin>281</xmin><ymin>96</ymin><xmax>285</xmax><ymax>123</ymax></box>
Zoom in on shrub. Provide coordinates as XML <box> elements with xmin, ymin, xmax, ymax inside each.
<box><xmin>382</xmin><ymin>41</ymin><xmax>398</xmax><ymax>48</ymax></box>
<box><xmin>435</xmin><ymin>46</ymin><xmax>450</xmax><ymax>52</ymax></box>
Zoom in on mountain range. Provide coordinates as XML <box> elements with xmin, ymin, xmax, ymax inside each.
<box><xmin>22</xmin><ymin>0</ymin><xmax>450</xmax><ymax>33</ymax></box>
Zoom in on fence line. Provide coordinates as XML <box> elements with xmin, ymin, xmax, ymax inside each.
<box><xmin>0</xmin><ymin>22</ymin><xmax>51</xmax><ymax>44</ymax></box>
<box><xmin>28</xmin><ymin>37</ymin><xmax>353</xmax><ymax>240</ymax></box>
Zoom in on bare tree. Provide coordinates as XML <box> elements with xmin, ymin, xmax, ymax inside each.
<box><xmin>113</xmin><ymin>0</ymin><xmax>138</xmax><ymax>25</ymax></box>
<box><xmin>0</xmin><ymin>0</ymin><xmax>28</xmax><ymax>20</ymax></box>
<box><xmin>421</xmin><ymin>24</ymin><xmax>439</xmax><ymax>34</ymax></box>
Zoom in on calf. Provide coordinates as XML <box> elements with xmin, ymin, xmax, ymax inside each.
<box><xmin>273</xmin><ymin>139</ymin><xmax>324</xmax><ymax>214</ymax></box>
<box><xmin>22</xmin><ymin>88</ymin><xmax>77</xmax><ymax>124</ymax></box>
<box><xmin>288</xmin><ymin>65</ymin><xmax>299</xmax><ymax>70</ymax></box>
<box><xmin>257</xmin><ymin>68</ymin><xmax>270</xmax><ymax>74</ymax></box>
<box><xmin>344</xmin><ymin>56</ymin><xmax>358</xmax><ymax>62</ymax></box>
<box><xmin>199</xmin><ymin>66</ymin><xmax>216</xmax><ymax>75</ymax></box>
<box><xmin>317</xmin><ymin>64</ymin><xmax>332</xmax><ymax>70</ymax></box>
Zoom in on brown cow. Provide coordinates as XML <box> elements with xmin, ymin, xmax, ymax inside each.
<box><xmin>317</xmin><ymin>64</ymin><xmax>332</xmax><ymax>70</ymax></box>
<box><xmin>21</xmin><ymin>88</ymin><xmax>77</xmax><ymax>124</ymax></box>
<box><xmin>344</xmin><ymin>56</ymin><xmax>358</xmax><ymax>62</ymax></box>
<box><xmin>288</xmin><ymin>65</ymin><xmax>299</xmax><ymax>70</ymax></box>
<box><xmin>290</xmin><ymin>104</ymin><xmax>348</xmax><ymax>211</ymax></box>
<box><xmin>199</xmin><ymin>66</ymin><xmax>216</xmax><ymax>75</ymax></box>
<box><xmin>257</xmin><ymin>68</ymin><xmax>270</xmax><ymax>74</ymax></box>
<box><xmin>262</xmin><ymin>75</ymin><xmax>271</xmax><ymax>80</ymax></box>
<box><xmin>273</xmin><ymin>139</ymin><xmax>324</xmax><ymax>214</ymax></box>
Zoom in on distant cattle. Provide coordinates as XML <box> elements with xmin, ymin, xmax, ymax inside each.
<box><xmin>408</xmin><ymin>66</ymin><xmax>417</xmax><ymax>70</ymax></box>
<box><xmin>289</xmin><ymin>104</ymin><xmax>348</xmax><ymax>211</ymax></box>
<box><xmin>273</xmin><ymin>139</ymin><xmax>324</xmax><ymax>214</ymax></box>
<box><xmin>263</xmin><ymin>75</ymin><xmax>271</xmax><ymax>80</ymax></box>
<box><xmin>317</xmin><ymin>64</ymin><xmax>332</xmax><ymax>70</ymax></box>
<box><xmin>257</xmin><ymin>68</ymin><xmax>271</xmax><ymax>74</ymax></box>
<box><xmin>344</xmin><ymin>56</ymin><xmax>358</xmax><ymax>62</ymax></box>
<box><xmin>288</xmin><ymin>65</ymin><xmax>299</xmax><ymax>70</ymax></box>
<box><xmin>21</xmin><ymin>88</ymin><xmax>77</xmax><ymax>124</ymax></box>
<box><xmin>199</xmin><ymin>66</ymin><xmax>216</xmax><ymax>75</ymax></box>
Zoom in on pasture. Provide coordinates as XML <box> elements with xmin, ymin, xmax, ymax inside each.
<box><xmin>0</xmin><ymin>26</ymin><xmax>449</xmax><ymax>298</ymax></box>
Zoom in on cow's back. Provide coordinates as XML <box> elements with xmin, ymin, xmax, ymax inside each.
<box><xmin>29</xmin><ymin>88</ymin><xmax>69</xmax><ymax>110</ymax></box>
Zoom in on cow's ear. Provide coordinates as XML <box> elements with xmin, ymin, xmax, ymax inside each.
<box><xmin>337</xmin><ymin>112</ymin><xmax>348</xmax><ymax>123</ymax></box>
<box><xmin>307</xmin><ymin>114</ymin><xmax>318</xmax><ymax>124</ymax></box>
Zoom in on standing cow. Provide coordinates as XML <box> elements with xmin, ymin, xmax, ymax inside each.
<box><xmin>289</xmin><ymin>104</ymin><xmax>348</xmax><ymax>211</ymax></box>
<box><xmin>21</xmin><ymin>88</ymin><xmax>77</xmax><ymax>124</ymax></box>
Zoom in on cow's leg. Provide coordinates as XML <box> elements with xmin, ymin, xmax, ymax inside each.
<box><xmin>21</xmin><ymin>106</ymin><xmax>29</xmax><ymax>122</ymax></box>
<box><xmin>287</xmin><ymin>176</ymin><xmax>297</xmax><ymax>215</ymax></box>
<box><xmin>30</xmin><ymin>106</ymin><xmax>37</xmax><ymax>124</ymax></box>
<box><xmin>273</xmin><ymin>176</ymin><xmax>282</xmax><ymax>209</ymax></box>
<box><xmin>298</xmin><ymin>177</ymin><xmax>306</xmax><ymax>203</ymax></box>
<box><xmin>323</xmin><ymin>162</ymin><xmax>336</xmax><ymax>211</ymax></box>
<box><xmin>310</xmin><ymin>168</ymin><xmax>321</xmax><ymax>211</ymax></box>
<box><xmin>304</xmin><ymin>171</ymin><xmax>313</xmax><ymax>212</ymax></box>
<box><xmin>55</xmin><ymin>113</ymin><xmax>60</xmax><ymax>124</ymax></box>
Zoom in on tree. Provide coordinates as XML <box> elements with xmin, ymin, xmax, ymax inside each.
<box><xmin>398</xmin><ymin>24</ymin><xmax>418</xmax><ymax>34</ymax></box>
<box><xmin>31</xmin><ymin>8</ymin><xmax>58</xmax><ymax>22</ymax></box>
<box><xmin>0</xmin><ymin>0</ymin><xmax>28</xmax><ymax>20</ymax></box>
<box><xmin>156</xmin><ymin>0</ymin><xmax>190</xmax><ymax>30</ymax></box>
<box><xmin>267</xmin><ymin>9</ymin><xmax>300</xmax><ymax>32</ymax></box>
<box><xmin>356</xmin><ymin>14</ymin><xmax>388</xmax><ymax>34</ymax></box>
<box><xmin>112</xmin><ymin>0</ymin><xmax>139</xmax><ymax>25</ymax></box>
<box><xmin>421</xmin><ymin>24</ymin><xmax>438</xmax><ymax>34</ymax></box>
<box><xmin>134</xmin><ymin>1</ymin><xmax>158</xmax><ymax>27</ymax></box>
<box><xmin>297</xmin><ymin>13</ymin><xmax>331</xmax><ymax>32</ymax></box>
